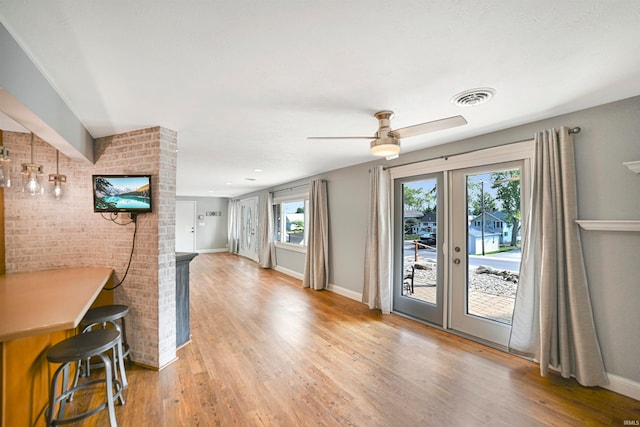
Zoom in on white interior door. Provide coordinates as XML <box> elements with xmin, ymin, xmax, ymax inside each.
<box><xmin>176</xmin><ymin>201</ymin><xmax>196</xmax><ymax>252</ymax></box>
<box><xmin>239</xmin><ymin>197</ymin><xmax>259</xmax><ymax>261</ymax></box>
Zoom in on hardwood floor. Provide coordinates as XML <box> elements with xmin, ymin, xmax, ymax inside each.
<box><xmin>66</xmin><ymin>253</ymin><xmax>639</xmax><ymax>426</ymax></box>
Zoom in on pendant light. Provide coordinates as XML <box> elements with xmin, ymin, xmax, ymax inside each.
<box><xmin>48</xmin><ymin>150</ymin><xmax>67</xmax><ymax>200</ymax></box>
<box><xmin>0</xmin><ymin>131</ymin><xmax>11</xmax><ymax>188</ymax></box>
<box><xmin>21</xmin><ymin>133</ymin><xmax>44</xmax><ymax>196</ymax></box>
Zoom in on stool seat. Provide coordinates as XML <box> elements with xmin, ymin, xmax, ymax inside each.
<box><xmin>76</xmin><ymin>304</ymin><xmax>130</xmax><ymax>391</ymax></box>
<box><xmin>46</xmin><ymin>329</ymin><xmax>124</xmax><ymax>426</ymax></box>
<box><xmin>81</xmin><ymin>305</ymin><xmax>129</xmax><ymax>324</ymax></box>
<box><xmin>48</xmin><ymin>329</ymin><xmax>120</xmax><ymax>363</ymax></box>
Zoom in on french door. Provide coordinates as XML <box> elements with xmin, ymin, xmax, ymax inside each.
<box><xmin>393</xmin><ymin>173</ymin><xmax>444</xmax><ymax>325</ymax></box>
<box><xmin>449</xmin><ymin>161</ymin><xmax>526</xmax><ymax>346</ymax></box>
<box><xmin>391</xmin><ymin>142</ymin><xmax>532</xmax><ymax>347</ymax></box>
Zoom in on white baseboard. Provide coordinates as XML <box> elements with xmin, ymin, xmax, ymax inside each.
<box><xmin>273</xmin><ymin>265</ymin><xmax>304</xmax><ymax>280</ymax></box>
<box><xmin>272</xmin><ymin>267</ymin><xmax>363</xmax><ymax>302</ymax></box>
<box><xmin>327</xmin><ymin>282</ymin><xmax>362</xmax><ymax>302</ymax></box>
<box><xmin>197</xmin><ymin>248</ymin><xmax>228</xmax><ymax>254</ymax></box>
<box><xmin>605</xmin><ymin>373</ymin><xmax>640</xmax><ymax>401</ymax></box>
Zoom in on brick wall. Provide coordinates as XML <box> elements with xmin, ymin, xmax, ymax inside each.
<box><xmin>156</xmin><ymin>127</ymin><xmax>178</xmax><ymax>367</ymax></box>
<box><xmin>2</xmin><ymin>127</ymin><xmax>177</xmax><ymax>368</ymax></box>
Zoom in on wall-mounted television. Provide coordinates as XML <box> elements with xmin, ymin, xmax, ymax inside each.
<box><xmin>92</xmin><ymin>174</ymin><xmax>153</xmax><ymax>213</ymax></box>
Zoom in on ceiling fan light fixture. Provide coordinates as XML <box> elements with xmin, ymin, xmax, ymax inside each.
<box><xmin>309</xmin><ymin>110</ymin><xmax>465</xmax><ymax>160</ymax></box>
<box><xmin>370</xmin><ymin>137</ymin><xmax>400</xmax><ymax>157</ymax></box>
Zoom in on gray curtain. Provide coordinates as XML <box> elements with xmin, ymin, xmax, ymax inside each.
<box><xmin>362</xmin><ymin>165</ymin><xmax>391</xmax><ymax>314</ymax></box>
<box><xmin>303</xmin><ymin>179</ymin><xmax>328</xmax><ymax>290</ymax></box>
<box><xmin>258</xmin><ymin>192</ymin><xmax>276</xmax><ymax>268</ymax></box>
<box><xmin>509</xmin><ymin>127</ymin><xmax>608</xmax><ymax>387</ymax></box>
<box><xmin>227</xmin><ymin>199</ymin><xmax>240</xmax><ymax>253</ymax></box>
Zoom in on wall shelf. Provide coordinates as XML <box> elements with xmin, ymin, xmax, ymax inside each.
<box><xmin>576</xmin><ymin>220</ymin><xmax>640</xmax><ymax>232</ymax></box>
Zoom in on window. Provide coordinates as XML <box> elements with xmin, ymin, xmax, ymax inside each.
<box><xmin>273</xmin><ymin>197</ymin><xmax>309</xmax><ymax>248</ymax></box>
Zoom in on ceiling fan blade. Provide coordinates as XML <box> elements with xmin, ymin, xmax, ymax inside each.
<box><xmin>307</xmin><ymin>136</ymin><xmax>374</xmax><ymax>140</ymax></box>
<box><xmin>392</xmin><ymin>115</ymin><xmax>467</xmax><ymax>139</ymax></box>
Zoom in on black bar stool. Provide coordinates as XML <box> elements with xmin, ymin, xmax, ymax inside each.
<box><xmin>75</xmin><ymin>305</ymin><xmax>130</xmax><ymax>389</ymax></box>
<box><xmin>46</xmin><ymin>329</ymin><xmax>125</xmax><ymax>426</ymax></box>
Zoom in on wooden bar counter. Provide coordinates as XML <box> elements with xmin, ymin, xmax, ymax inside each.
<box><xmin>0</xmin><ymin>267</ymin><xmax>114</xmax><ymax>427</ymax></box>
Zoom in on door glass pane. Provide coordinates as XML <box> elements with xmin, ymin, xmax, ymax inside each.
<box><xmin>465</xmin><ymin>169</ymin><xmax>522</xmax><ymax>324</ymax></box>
<box><xmin>246</xmin><ymin>205</ymin><xmax>253</xmax><ymax>247</ymax></box>
<box><xmin>394</xmin><ymin>172</ymin><xmax>443</xmax><ymax>326</ymax></box>
<box><xmin>402</xmin><ymin>179</ymin><xmax>438</xmax><ymax>305</ymax></box>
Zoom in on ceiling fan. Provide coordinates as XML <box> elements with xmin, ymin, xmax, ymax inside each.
<box><xmin>307</xmin><ymin>111</ymin><xmax>467</xmax><ymax>159</ymax></box>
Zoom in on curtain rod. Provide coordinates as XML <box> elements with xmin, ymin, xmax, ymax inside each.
<box><xmin>272</xmin><ymin>183</ymin><xmax>309</xmax><ymax>194</ymax></box>
<box><xmin>383</xmin><ymin>126</ymin><xmax>581</xmax><ymax>170</ymax></box>
<box><xmin>230</xmin><ymin>182</ymin><xmax>310</xmax><ymax>201</ymax></box>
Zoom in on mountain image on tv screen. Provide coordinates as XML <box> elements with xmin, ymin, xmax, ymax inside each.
<box><xmin>94</xmin><ymin>176</ymin><xmax>151</xmax><ymax>211</ymax></box>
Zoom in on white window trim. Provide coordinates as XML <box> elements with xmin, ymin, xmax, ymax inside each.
<box><xmin>273</xmin><ymin>194</ymin><xmax>310</xmax><ymax>251</ymax></box>
<box><xmin>273</xmin><ymin>191</ymin><xmax>309</xmax><ymax>204</ymax></box>
<box><xmin>390</xmin><ymin>140</ymin><xmax>534</xmax><ymax>179</ymax></box>
<box><xmin>275</xmin><ymin>241</ymin><xmax>307</xmax><ymax>253</ymax></box>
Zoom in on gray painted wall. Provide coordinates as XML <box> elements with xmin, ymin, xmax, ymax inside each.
<box><xmin>176</xmin><ymin>196</ymin><xmax>229</xmax><ymax>252</ymax></box>
<box><xmin>245</xmin><ymin>96</ymin><xmax>640</xmax><ymax>384</ymax></box>
<box><xmin>274</xmin><ymin>247</ymin><xmax>306</xmax><ymax>275</ymax></box>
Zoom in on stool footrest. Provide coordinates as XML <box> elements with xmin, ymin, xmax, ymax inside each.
<box><xmin>53</xmin><ymin>377</ymin><xmax>125</xmax><ymax>423</ymax></box>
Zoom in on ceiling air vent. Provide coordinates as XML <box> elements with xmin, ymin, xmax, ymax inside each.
<box><xmin>451</xmin><ymin>88</ymin><xmax>496</xmax><ymax>107</ymax></box>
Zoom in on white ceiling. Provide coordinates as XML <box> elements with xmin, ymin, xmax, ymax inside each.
<box><xmin>1</xmin><ymin>1</ymin><xmax>639</xmax><ymax>197</ymax></box>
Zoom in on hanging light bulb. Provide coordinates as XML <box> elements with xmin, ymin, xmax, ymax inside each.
<box><xmin>53</xmin><ymin>181</ymin><xmax>63</xmax><ymax>199</ymax></box>
<box><xmin>48</xmin><ymin>150</ymin><xmax>67</xmax><ymax>200</ymax></box>
<box><xmin>21</xmin><ymin>133</ymin><xmax>44</xmax><ymax>196</ymax></box>
<box><xmin>0</xmin><ymin>146</ymin><xmax>11</xmax><ymax>188</ymax></box>
<box><xmin>0</xmin><ymin>131</ymin><xmax>11</xmax><ymax>188</ymax></box>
